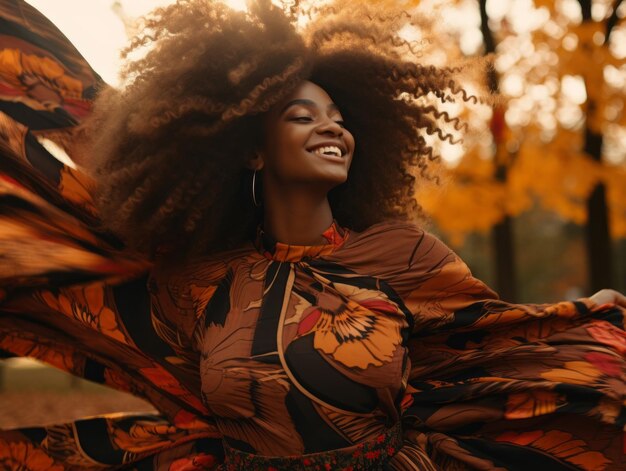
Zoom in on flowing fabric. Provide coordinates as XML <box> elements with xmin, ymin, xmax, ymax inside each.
<box><xmin>1</xmin><ymin>2</ymin><xmax>625</xmax><ymax>470</ymax></box>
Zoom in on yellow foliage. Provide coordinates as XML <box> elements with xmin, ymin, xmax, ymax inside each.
<box><xmin>416</xmin><ymin>170</ymin><xmax>506</xmax><ymax>246</ymax></box>
<box><xmin>412</xmin><ymin>1</ymin><xmax>626</xmax><ymax>243</ymax></box>
<box><xmin>509</xmin><ymin>143</ymin><xmax>603</xmax><ymax>224</ymax></box>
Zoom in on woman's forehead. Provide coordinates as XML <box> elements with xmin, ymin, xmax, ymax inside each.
<box><xmin>279</xmin><ymin>80</ymin><xmax>336</xmax><ymax>110</ymax></box>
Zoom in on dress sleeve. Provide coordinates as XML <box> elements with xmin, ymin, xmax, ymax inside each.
<box><xmin>0</xmin><ymin>2</ymin><xmax>225</xmax><ymax>468</ymax></box>
<box><xmin>0</xmin><ymin>0</ymin><xmax>149</xmax><ymax>298</ymax></box>
<box><xmin>388</xmin><ymin>228</ymin><xmax>626</xmax><ymax>470</ymax></box>
<box><xmin>0</xmin><ymin>273</ymin><xmax>225</xmax><ymax>469</ymax></box>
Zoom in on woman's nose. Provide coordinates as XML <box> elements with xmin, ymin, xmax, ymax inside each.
<box><xmin>316</xmin><ymin>117</ymin><xmax>343</xmax><ymax>136</ymax></box>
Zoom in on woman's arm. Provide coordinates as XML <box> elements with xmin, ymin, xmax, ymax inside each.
<box><xmin>590</xmin><ymin>288</ymin><xmax>626</xmax><ymax>308</ymax></box>
<box><xmin>386</xmin><ymin>227</ymin><xmax>626</xmax><ymax>470</ymax></box>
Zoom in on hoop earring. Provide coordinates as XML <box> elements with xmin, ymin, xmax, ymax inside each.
<box><xmin>252</xmin><ymin>169</ymin><xmax>261</xmax><ymax>207</ymax></box>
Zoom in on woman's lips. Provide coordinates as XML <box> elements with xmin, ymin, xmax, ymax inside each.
<box><xmin>308</xmin><ymin>150</ymin><xmax>345</xmax><ymax>163</ymax></box>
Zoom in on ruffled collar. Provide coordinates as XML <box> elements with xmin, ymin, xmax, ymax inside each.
<box><xmin>255</xmin><ymin>220</ymin><xmax>349</xmax><ymax>262</ymax></box>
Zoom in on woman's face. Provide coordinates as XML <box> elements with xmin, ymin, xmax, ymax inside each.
<box><xmin>258</xmin><ymin>80</ymin><xmax>355</xmax><ymax>189</ymax></box>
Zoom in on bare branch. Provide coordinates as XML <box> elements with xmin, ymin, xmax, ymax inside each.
<box><xmin>577</xmin><ymin>0</ymin><xmax>592</xmax><ymax>21</ymax></box>
<box><xmin>606</xmin><ymin>0</ymin><xmax>624</xmax><ymax>41</ymax></box>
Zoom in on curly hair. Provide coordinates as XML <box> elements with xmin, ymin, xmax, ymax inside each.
<box><xmin>82</xmin><ymin>0</ymin><xmax>481</xmax><ymax>262</ymax></box>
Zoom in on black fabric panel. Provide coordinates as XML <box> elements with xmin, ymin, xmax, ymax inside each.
<box><xmin>0</xmin><ymin>101</ymin><xmax>76</xmax><ymax>130</ymax></box>
<box><xmin>292</xmin><ymin>286</ymin><xmax>316</xmax><ymax>305</ymax></box>
<box><xmin>0</xmin><ymin>349</ymin><xmax>15</xmax><ymax>359</ymax></box>
<box><xmin>404</xmin><ymin>383</ymin><xmax>502</xmax><ymax>408</ymax></box>
<box><xmin>593</xmin><ymin>306</ymin><xmax>626</xmax><ymax>329</ymax></box>
<box><xmin>253</xmin><ymin>352</ymin><xmax>280</xmax><ymax>365</ymax></box>
<box><xmin>203</xmin><ymin>269</ymin><xmax>232</xmax><ymax>328</ymax></box>
<box><xmin>129</xmin><ymin>457</ymin><xmax>155</xmax><ymax>471</ymax></box>
<box><xmin>555</xmin><ymin>384</ymin><xmax>602</xmax><ymax>415</ymax></box>
<box><xmin>74</xmin><ymin>418</ymin><xmax>125</xmax><ymax>464</ymax></box>
<box><xmin>251</xmin><ymin>262</ymin><xmax>289</xmax><ymax>357</ymax></box>
<box><xmin>573</xmin><ymin>300</ymin><xmax>590</xmax><ymax>315</ymax></box>
<box><xmin>404</xmin><ymin>393</ymin><xmax>505</xmax><ymax>427</ymax></box>
<box><xmin>310</xmin><ymin>280</ymin><xmax>323</xmax><ymax>291</ymax></box>
<box><xmin>285</xmin><ymin>386</ymin><xmax>351</xmax><ymax>453</ymax></box>
<box><xmin>0</xmin><ymin>152</ymin><xmax>104</xmax><ymax>229</ymax></box>
<box><xmin>0</xmin><ymin>192</ymin><xmax>114</xmax><ymax>260</ymax></box>
<box><xmin>112</xmin><ymin>276</ymin><xmax>177</xmax><ymax>361</ymax></box>
<box><xmin>446</xmin><ymin>330</ymin><xmax>489</xmax><ymax>349</ymax></box>
<box><xmin>285</xmin><ymin>334</ymin><xmax>377</xmax><ymax>413</ymax></box>
<box><xmin>0</xmin><ymin>193</ymin><xmax>46</xmax><ymax>215</ymax></box>
<box><xmin>616</xmin><ymin>407</ymin><xmax>626</xmax><ymax>428</ymax></box>
<box><xmin>444</xmin><ymin>302</ymin><xmax>487</xmax><ymax>329</ymax></box>
<box><xmin>224</xmin><ymin>436</ymin><xmax>256</xmax><ymax>453</ymax></box>
<box><xmin>23</xmin><ymin>132</ymin><xmax>63</xmax><ymax>184</ymax></box>
<box><xmin>17</xmin><ymin>426</ymin><xmax>47</xmax><ymax>444</ymax></box>
<box><xmin>195</xmin><ymin>437</ymin><xmax>225</xmax><ymax>461</ymax></box>
<box><xmin>83</xmin><ymin>84</ymin><xmax>98</xmax><ymax>101</ymax></box>
<box><xmin>83</xmin><ymin>358</ymin><xmax>105</xmax><ymax>383</ymax></box>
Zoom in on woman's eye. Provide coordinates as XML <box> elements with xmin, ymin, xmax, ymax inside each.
<box><xmin>291</xmin><ymin>116</ymin><xmax>313</xmax><ymax>122</ymax></box>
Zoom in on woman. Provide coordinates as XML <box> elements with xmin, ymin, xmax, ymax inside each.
<box><xmin>0</xmin><ymin>0</ymin><xmax>625</xmax><ymax>469</ymax></box>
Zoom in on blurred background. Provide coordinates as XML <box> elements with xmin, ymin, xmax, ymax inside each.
<box><xmin>1</xmin><ymin>0</ymin><xmax>625</xmax><ymax>428</ymax></box>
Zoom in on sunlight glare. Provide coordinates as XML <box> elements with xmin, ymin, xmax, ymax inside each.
<box><xmin>562</xmin><ymin>33</ymin><xmax>578</xmax><ymax>51</ymax></box>
<box><xmin>440</xmin><ymin>142</ymin><xmax>465</xmax><ymax>167</ymax></box>
<box><xmin>561</xmin><ymin>75</ymin><xmax>587</xmax><ymax>105</ymax></box>
<box><xmin>609</xmin><ymin>28</ymin><xmax>626</xmax><ymax>59</ymax></box>
<box><xmin>224</xmin><ymin>0</ymin><xmax>248</xmax><ymax>11</ymax></box>
<box><xmin>558</xmin><ymin>0</ymin><xmax>583</xmax><ymax>23</ymax></box>
<box><xmin>485</xmin><ymin>0</ymin><xmax>510</xmax><ymax>22</ymax></box>
<box><xmin>501</xmin><ymin>74</ymin><xmax>524</xmax><ymax>97</ymax></box>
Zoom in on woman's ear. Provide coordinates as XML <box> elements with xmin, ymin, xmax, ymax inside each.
<box><xmin>245</xmin><ymin>152</ymin><xmax>265</xmax><ymax>171</ymax></box>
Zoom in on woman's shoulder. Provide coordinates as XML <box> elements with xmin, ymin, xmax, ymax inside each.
<box><xmin>343</xmin><ymin>219</ymin><xmax>450</xmax><ymax>258</ymax></box>
<box><xmin>333</xmin><ymin>219</ymin><xmax>455</xmax><ymax>275</ymax></box>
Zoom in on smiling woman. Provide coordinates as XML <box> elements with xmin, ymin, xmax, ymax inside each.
<box><xmin>1</xmin><ymin>0</ymin><xmax>626</xmax><ymax>470</ymax></box>
<box><xmin>257</xmin><ymin>82</ymin><xmax>354</xmax><ymax>186</ymax></box>
<box><xmin>251</xmin><ymin>81</ymin><xmax>356</xmax><ymax>244</ymax></box>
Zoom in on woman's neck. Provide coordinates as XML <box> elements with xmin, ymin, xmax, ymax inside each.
<box><xmin>262</xmin><ymin>186</ymin><xmax>334</xmax><ymax>246</ymax></box>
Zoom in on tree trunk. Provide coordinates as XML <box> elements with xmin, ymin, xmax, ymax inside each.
<box><xmin>479</xmin><ymin>0</ymin><xmax>518</xmax><ymax>301</ymax></box>
<box><xmin>578</xmin><ymin>0</ymin><xmax>617</xmax><ymax>292</ymax></box>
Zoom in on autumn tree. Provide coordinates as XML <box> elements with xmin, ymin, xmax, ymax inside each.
<box><xmin>417</xmin><ymin>0</ymin><xmax>626</xmax><ymax>298</ymax></box>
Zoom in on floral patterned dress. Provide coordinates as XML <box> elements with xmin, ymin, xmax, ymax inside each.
<box><xmin>1</xmin><ymin>2</ymin><xmax>625</xmax><ymax>470</ymax></box>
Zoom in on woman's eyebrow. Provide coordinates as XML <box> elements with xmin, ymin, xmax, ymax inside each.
<box><xmin>280</xmin><ymin>99</ymin><xmax>315</xmax><ymax>114</ymax></box>
<box><xmin>280</xmin><ymin>99</ymin><xmax>340</xmax><ymax>115</ymax></box>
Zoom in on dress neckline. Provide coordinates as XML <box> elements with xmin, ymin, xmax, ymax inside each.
<box><xmin>255</xmin><ymin>220</ymin><xmax>349</xmax><ymax>262</ymax></box>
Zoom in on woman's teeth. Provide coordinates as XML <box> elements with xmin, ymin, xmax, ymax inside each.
<box><xmin>313</xmin><ymin>146</ymin><xmax>342</xmax><ymax>157</ymax></box>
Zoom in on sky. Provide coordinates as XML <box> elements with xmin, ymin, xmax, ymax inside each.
<box><xmin>25</xmin><ymin>0</ymin><xmax>245</xmax><ymax>85</ymax></box>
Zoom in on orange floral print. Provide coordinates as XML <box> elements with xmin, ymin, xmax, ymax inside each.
<box><xmin>540</xmin><ymin>361</ymin><xmax>602</xmax><ymax>385</ymax></box>
<box><xmin>0</xmin><ymin>440</ymin><xmax>63</xmax><ymax>471</ymax></box>
<box><xmin>39</xmin><ymin>284</ymin><xmax>129</xmax><ymax>343</ymax></box>
<box><xmin>584</xmin><ymin>351</ymin><xmax>623</xmax><ymax>377</ymax></box>
<box><xmin>309</xmin><ymin>298</ymin><xmax>404</xmax><ymax>369</ymax></box>
<box><xmin>504</xmin><ymin>390</ymin><xmax>564</xmax><ymax>420</ymax></box>
<box><xmin>586</xmin><ymin>320</ymin><xmax>626</xmax><ymax>355</ymax></box>
<box><xmin>139</xmin><ymin>366</ymin><xmax>208</xmax><ymax>414</ymax></box>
